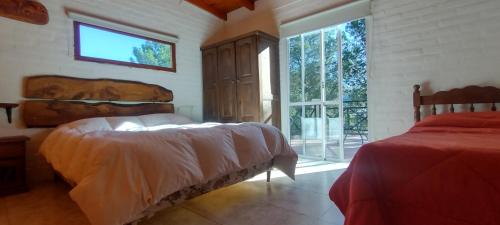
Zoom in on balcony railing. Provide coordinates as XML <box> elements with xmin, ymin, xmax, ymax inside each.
<box><xmin>290</xmin><ymin>100</ymin><xmax>368</xmax><ymax>143</ymax></box>
<box><xmin>343</xmin><ymin>100</ymin><xmax>368</xmax><ymax>143</ymax></box>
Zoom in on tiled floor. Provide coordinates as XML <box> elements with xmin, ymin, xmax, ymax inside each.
<box><xmin>0</xmin><ymin>159</ymin><xmax>346</xmax><ymax>225</ymax></box>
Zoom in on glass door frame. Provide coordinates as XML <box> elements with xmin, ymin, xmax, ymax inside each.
<box><xmin>286</xmin><ymin>28</ymin><xmax>345</xmax><ymax>161</ymax></box>
<box><xmin>281</xmin><ymin>16</ymin><xmax>372</xmax><ymax>162</ymax></box>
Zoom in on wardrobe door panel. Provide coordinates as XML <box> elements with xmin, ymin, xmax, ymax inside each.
<box><xmin>202</xmin><ymin>48</ymin><xmax>219</xmax><ymax>121</ymax></box>
<box><xmin>217</xmin><ymin>43</ymin><xmax>237</xmax><ymax>122</ymax></box>
<box><xmin>237</xmin><ymin>78</ymin><xmax>258</xmax><ymax>122</ymax></box>
<box><xmin>235</xmin><ymin>37</ymin><xmax>260</xmax><ymax>122</ymax></box>
<box><xmin>219</xmin><ymin>81</ymin><xmax>237</xmax><ymax>122</ymax></box>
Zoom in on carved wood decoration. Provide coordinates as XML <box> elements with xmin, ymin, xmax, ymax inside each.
<box><xmin>25</xmin><ymin>75</ymin><xmax>173</xmax><ymax>102</ymax></box>
<box><xmin>0</xmin><ymin>0</ymin><xmax>49</xmax><ymax>25</ymax></box>
<box><xmin>185</xmin><ymin>0</ymin><xmax>256</xmax><ymax>20</ymax></box>
<box><xmin>23</xmin><ymin>101</ymin><xmax>174</xmax><ymax>128</ymax></box>
<box><xmin>413</xmin><ymin>85</ymin><xmax>500</xmax><ymax>122</ymax></box>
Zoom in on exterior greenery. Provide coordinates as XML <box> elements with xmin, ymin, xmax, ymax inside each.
<box><xmin>130</xmin><ymin>41</ymin><xmax>172</xmax><ymax>68</ymax></box>
<box><xmin>289</xmin><ymin>18</ymin><xmax>367</xmax><ymax>140</ymax></box>
<box><xmin>342</xmin><ymin>19</ymin><xmax>367</xmax><ymax>102</ymax></box>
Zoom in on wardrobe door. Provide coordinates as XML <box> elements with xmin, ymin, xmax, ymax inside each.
<box><xmin>202</xmin><ymin>48</ymin><xmax>219</xmax><ymax>122</ymax></box>
<box><xmin>235</xmin><ymin>36</ymin><xmax>260</xmax><ymax>122</ymax></box>
<box><xmin>217</xmin><ymin>42</ymin><xmax>238</xmax><ymax>122</ymax></box>
<box><xmin>260</xmin><ymin>37</ymin><xmax>281</xmax><ymax>129</ymax></box>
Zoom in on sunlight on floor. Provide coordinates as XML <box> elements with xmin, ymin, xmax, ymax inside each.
<box><xmin>246</xmin><ymin>158</ymin><xmax>349</xmax><ymax>182</ymax></box>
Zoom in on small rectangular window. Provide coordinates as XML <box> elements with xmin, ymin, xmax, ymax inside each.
<box><xmin>74</xmin><ymin>21</ymin><xmax>176</xmax><ymax>72</ymax></box>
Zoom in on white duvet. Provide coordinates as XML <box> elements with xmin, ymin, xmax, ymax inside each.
<box><xmin>40</xmin><ymin>114</ymin><xmax>298</xmax><ymax>225</ymax></box>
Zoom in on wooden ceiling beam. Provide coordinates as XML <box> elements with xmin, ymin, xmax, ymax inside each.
<box><xmin>185</xmin><ymin>0</ymin><xmax>227</xmax><ymax>20</ymax></box>
<box><xmin>236</xmin><ymin>0</ymin><xmax>255</xmax><ymax>10</ymax></box>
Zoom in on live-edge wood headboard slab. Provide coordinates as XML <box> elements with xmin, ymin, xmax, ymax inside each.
<box><xmin>23</xmin><ymin>75</ymin><xmax>174</xmax><ymax>127</ymax></box>
<box><xmin>24</xmin><ymin>75</ymin><xmax>173</xmax><ymax>102</ymax></box>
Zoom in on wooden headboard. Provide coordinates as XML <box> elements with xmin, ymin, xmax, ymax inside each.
<box><xmin>23</xmin><ymin>75</ymin><xmax>174</xmax><ymax>127</ymax></box>
<box><xmin>413</xmin><ymin>84</ymin><xmax>500</xmax><ymax>122</ymax></box>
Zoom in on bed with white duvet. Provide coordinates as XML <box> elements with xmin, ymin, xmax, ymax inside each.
<box><xmin>40</xmin><ymin>113</ymin><xmax>298</xmax><ymax>225</ymax></box>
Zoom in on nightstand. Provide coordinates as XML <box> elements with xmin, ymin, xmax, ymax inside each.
<box><xmin>0</xmin><ymin>136</ymin><xmax>29</xmax><ymax>196</ymax></box>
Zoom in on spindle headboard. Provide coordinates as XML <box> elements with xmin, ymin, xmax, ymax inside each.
<box><xmin>413</xmin><ymin>85</ymin><xmax>500</xmax><ymax>122</ymax></box>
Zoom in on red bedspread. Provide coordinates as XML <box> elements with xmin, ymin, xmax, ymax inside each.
<box><xmin>330</xmin><ymin>112</ymin><xmax>500</xmax><ymax>225</ymax></box>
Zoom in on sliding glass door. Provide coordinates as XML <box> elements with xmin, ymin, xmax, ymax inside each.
<box><xmin>287</xmin><ymin>18</ymin><xmax>367</xmax><ymax>161</ymax></box>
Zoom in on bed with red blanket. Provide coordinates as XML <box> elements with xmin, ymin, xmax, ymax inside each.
<box><xmin>330</xmin><ymin>85</ymin><xmax>500</xmax><ymax>225</ymax></box>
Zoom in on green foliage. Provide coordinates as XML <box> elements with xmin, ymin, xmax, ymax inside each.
<box><xmin>324</xmin><ymin>28</ymin><xmax>339</xmax><ymax>101</ymax></box>
<box><xmin>342</xmin><ymin>19</ymin><xmax>367</xmax><ymax>101</ymax></box>
<box><xmin>289</xmin><ymin>36</ymin><xmax>302</xmax><ymax>102</ymax></box>
<box><xmin>303</xmin><ymin>32</ymin><xmax>321</xmax><ymax>102</ymax></box>
<box><xmin>288</xmin><ymin>18</ymin><xmax>367</xmax><ymax>138</ymax></box>
<box><xmin>129</xmin><ymin>41</ymin><xmax>172</xmax><ymax>67</ymax></box>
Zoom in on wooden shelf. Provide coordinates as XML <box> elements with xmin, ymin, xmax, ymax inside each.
<box><xmin>0</xmin><ymin>103</ymin><xmax>19</xmax><ymax>124</ymax></box>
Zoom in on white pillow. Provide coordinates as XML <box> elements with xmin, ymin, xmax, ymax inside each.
<box><xmin>138</xmin><ymin>113</ymin><xmax>193</xmax><ymax>127</ymax></box>
<box><xmin>105</xmin><ymin>117</ymin><xmax>146</xmax><ymax>131</ymax></box>
<box><xmin>58</xmin><ymin>114</ymin><xmax>193</xmax><ymax>133</ymax></box>
<box><xmin>64</xmin><ymin>117</ymin><xmax>113</xmax><ymax>133</ymax></box>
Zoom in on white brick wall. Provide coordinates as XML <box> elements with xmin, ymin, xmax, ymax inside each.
<box><xmin>0</xmin><ymin>0</ymin><xmax>223</xmax><ymax>183</ymax></box>
<box><xmin>369</xmin><ymin>0</ymin><xmax>500</xmax><ymax>140</ymax></box>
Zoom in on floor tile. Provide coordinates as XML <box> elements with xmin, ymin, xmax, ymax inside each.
<box><xmin>272</xmin><ymin>170</ymin><xmax>343</xmax><ymax>196</ymax></box>
<box><xmin>183</xmin><ymin>182</ymin><xmax>316</xmax><ymax>225</ymax></box>
<box><xmin>221</xmin><ymin>202</ymin><xmax>315</xmax><ymax>225</ymax></box>
<box><xmin>244</xmin><ymin>180</ymin><xmax>334</xmax><ymax>218</ymax></box>
<box><xmin>311</xmin><ymin>218</ymin><xmax>341</xmax><ymax>225</ymax></box>
<box><xmin>3</xmin><ymin>182</ymin><xmax>90</xmax><ymax>225</ymax></box>
<box><xmin>139</xmin><ymin>206</ymin><xmax>219</xmax><ymax>225</ymax></box>
<box><xmin>0</xmin><ymin>198</ymin><xmax>10</xmax><ymax>225</ymax></box>
<box><xmin>318</xmin><ymin>205</ymin><xmax>344</xmax><ymax>225</ymax></box>
<box><xmin>182</xmin><ymin>183</ymin><xmax>271</xmax><ymax>224</ymax></box>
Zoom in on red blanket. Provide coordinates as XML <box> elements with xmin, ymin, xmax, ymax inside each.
<box><xmin>330</xmin><ymin>112</ymin><xmax>500</xmax><ymax>225</ymax></box>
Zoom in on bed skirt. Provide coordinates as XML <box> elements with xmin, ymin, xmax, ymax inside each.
<box><xmin>126</xmin><ymin>160</ymin><xmax>273</xmax><ymax>225</ymax></box>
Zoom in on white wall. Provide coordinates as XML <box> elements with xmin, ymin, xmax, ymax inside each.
<box><xmin>370</xmin><ymin>0</ymin><xmax>500</xmax><ymax>139</ymax></box>
<box><xmin>0</xmin><ymin>0</ymin><xmax>223</xmax><ymax>182</ymax></box>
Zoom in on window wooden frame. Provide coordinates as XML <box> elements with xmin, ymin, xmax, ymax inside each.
<box><xmin>74</xmin><ymin>21</ymin><xmax>177</xmax><ymax>72</ymax></box>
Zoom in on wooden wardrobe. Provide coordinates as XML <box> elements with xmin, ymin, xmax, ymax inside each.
<box><xmin>201</xmin><ymin>31</ymin><xmax>280</xmax><ymax>128</ymax></box>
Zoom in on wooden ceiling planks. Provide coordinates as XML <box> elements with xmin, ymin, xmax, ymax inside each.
<box><xmin>186</xmin><ymin>0</ymin><xmax>256</xmax><ymax>20</ymax></box>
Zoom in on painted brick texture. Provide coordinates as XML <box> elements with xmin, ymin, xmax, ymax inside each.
<box><xmin>369</xmin><ymin>0</ymin><xmax>500</xmax><ymax>140</ymax></box>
